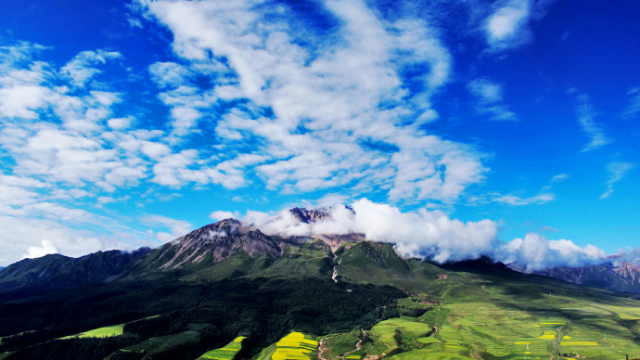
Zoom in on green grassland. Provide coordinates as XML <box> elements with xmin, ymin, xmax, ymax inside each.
<box><xmin>321</xmin><ymin>268</ymin><xmax>640</xmax><ymax>360</ymax></box>
<box><xmin>60</xmin><ymin>324</ymin><xmax>124</xmax><ymax>339</ymax></box>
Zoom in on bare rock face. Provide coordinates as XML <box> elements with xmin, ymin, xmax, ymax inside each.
<box><xmin>289</xmin><ymin>207</ymin><xmax>329</xmax><ymax>223</ymax></box>
<box><xmin>534</xmin><ymin>261</ymin><xmax>640</xmax><ymax>295</ymax></box>
<box><xmin>285</xmin><ymin>207</ymin><xmax>363</xmax><ymax>252</ymax></box>
<box><xmin>151</xmin><ymin>219</ymin><xmax>282</xmax><ymax>270</ymax></box>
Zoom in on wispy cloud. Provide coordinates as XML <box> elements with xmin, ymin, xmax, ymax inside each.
<box><xmin>550</xmin><ymin>173</ymin><xmax>569</xmax><ymax>183</ymax></box>
<box><xmin>622</xmin><ymin>87</ymin><xmax>640</xmax><ymax>119</ymax></box>
<box><xmin>575</xmin><ymin>94</ymin><xmax>610</xmax><ymax>152</ymax></box>
<box><xmin>493</xmin><ymin>193</ymin><xmax>554</xmax><ymax>206</ymax></box>
<box><xmin>142</xmin><ymin>215</ymin><xmax>192</xmax><ymax>243</ymax></box>
<box><xmin>467</xmin><ymin>77</ymin><xmax>517</xmax><ymax>121</ymax></box>
<box><xmin>600</xmin><ymin>161</ymin><xmax>635</xmax><ymax>199</ymax></box>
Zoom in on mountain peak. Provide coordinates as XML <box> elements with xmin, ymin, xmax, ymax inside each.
<box><xmin>149</xmin><ymin>219</ymin><xmax>282</xmax><ymax>270</ymax></box>
<box><xmin>289</xmin><ymin>207</ymin><xmax>329</xmax><ymax>223</ymax></box>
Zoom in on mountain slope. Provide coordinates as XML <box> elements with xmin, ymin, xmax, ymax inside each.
<box><xmin>0</xmin><ymin>248</ymin><xmax>150</xmax><ymax>293</ymax></box>
<box><xmin>535</xmin><ymin>261</ymin><xmax>640</xmax><ymax>295</ymax></box>
<box><xmin>140</xmin><ymin>219</ymin><xmax>282</xmax><ymax>271</ymax></box>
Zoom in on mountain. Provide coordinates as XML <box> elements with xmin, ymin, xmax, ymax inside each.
<box><xmin>0</xmin><ymin>248</ymin><xmax>151</xmax><ymax>293</ymax></box>
<box><xmin>1</xmin><ymin>209</ymin><xmax>640</xmax><ymax>360</ymax></box>
<box><xmin>289</xmin><ymin>207</ymin><xmax>330</xmax><ymax>223</ymax></box>
<box><xmin>535</xmin><ymin>261</ymin><xmax>640</xmax><ymax>295</ymax></box>
<box><xmin>141</xmin><ymin>219</ymin><xmax>282</xmax><ymax>271</ymax></box>
<box><xmin>0</xmin><ymin>266</ymin><xmax>4</xmax><ymax>272</ymax></box>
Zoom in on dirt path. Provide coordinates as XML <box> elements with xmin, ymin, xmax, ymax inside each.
<box><xmin>331</xmin><ymin>252</ymin><xmax>339</xmax><ymax>283</ymax></box>
<box><xmin>318</xmin><ymin>333</ymin><xmax>341</xmax><ymax>360</ymax></box>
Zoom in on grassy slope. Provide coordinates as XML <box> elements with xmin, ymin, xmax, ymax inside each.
<box><xmin>321</xmin><ymin>267</ymin><xmax>640</xmax><ymax>360</ymax></box>
<box><xmin>60</xmin><ymin>324</ymin><xmax>124</xmax><ymax>339</ymax></box>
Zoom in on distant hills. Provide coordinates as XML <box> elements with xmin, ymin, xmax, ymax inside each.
<box><xmin>534</xmin><ymin>261</ymin><xmax>640</xmax><ymax>295</ymax></box>
<box><xmin>0</xmin><ymin>248</ymin><xmax>150</xmax><ymax>293</ymax></box>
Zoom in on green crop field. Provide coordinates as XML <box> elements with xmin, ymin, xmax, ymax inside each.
<box><xmin>197</xmin><ymin>336</ymin><xmax>245</xmax><ymax>360</ymax></box>
<box><xmin>59</xmin><ymin>324</ymin><xmax>124</xmax><ymax>339</ymax></box>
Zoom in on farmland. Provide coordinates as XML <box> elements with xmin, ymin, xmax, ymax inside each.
<box><xmin>253</xmin><ymin>332</ymin><xmax>318</xmax><ymax>360</ymax></box>
<box><xmin>319</xmin><ymin>273</ymin><xmax>640</xmax><ymax>360</ymax></box>
<box><xmin>197</xmin><ymin>336</ymin><xmax>245</xmax><ymax>360</ymax></box>
<box><xmin>60</xmin><ymin>325</ymin><xmax>124</xmax><ymax>339</ymax></box>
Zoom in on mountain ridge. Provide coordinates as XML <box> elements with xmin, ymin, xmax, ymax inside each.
<box><xmin>2</xmin><ymin>209</ymin><xmax>639</xmax><ymax>297</ymax></box>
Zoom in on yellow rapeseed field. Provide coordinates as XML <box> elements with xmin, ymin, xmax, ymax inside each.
<box><xmin>272</xmin><ymin>332</ymin><xmax>318</xmax><ymax>360</ymax></box>
<box><xmin>561</xmin><ymin>341</ymin><xmax>599</xmax><ymax>346</ymax></box>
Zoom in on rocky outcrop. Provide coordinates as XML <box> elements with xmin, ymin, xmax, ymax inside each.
<box><xmin>147</xmin><ymin>219</ymin><xmax>282</xmax><ymax>270</ymax></box>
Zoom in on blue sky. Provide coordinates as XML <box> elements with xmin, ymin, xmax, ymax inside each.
<box><xmin>0</xmin><ymin>0</ymin><xmax>638</xmax><ymax>268</ymax></box>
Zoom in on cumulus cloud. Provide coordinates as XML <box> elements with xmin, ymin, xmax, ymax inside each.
<box><xmin>241</xmin><ymin>198</ymin><xmax>499</xmax><ymax>263</ymax></box>
<box><xmin>575</xmin><ymin>94</ymin><xmax>610</xmax><ymax>152</ymax></box>
<box><xmin>23</xmin><ymin>239</ymin><xmax>59</xmax><ymax>259</ymax></box>
<box><xmin>600</xmin><ymin>161</ymin><xmax>635</xmax><ymax>199</ymax></box>
<box><xmin>496</xmin><ymin>233</ymin><xmax>605</xmax><ymax>271</ymax></box>
<box><xmin>228</xmin><ymin>198</ymin><xmax>608</xmax><ymax>270</ymax></box>
<box><xmin>483</xmin><ymin>0</ymin><xmax>555</xmax><ymax>52</ymax></box>
<box><xmin>210</xmin><ymin>210</ymin><xmax>239</xmax><ymax>221</ymax></box>
<box><xmin>60</xmin><ymin>50</ymin><xmax>123</xmax><ymax>88</ymax></box>
<box><xmin>467</xmin><ymin>77</ymin><xmax>517</xmax><ymax>121</ymax></box>
<box><xmin>484</xmin><ymin>0</ymin><xmax>532</xmax><ymax>51</ymax></box>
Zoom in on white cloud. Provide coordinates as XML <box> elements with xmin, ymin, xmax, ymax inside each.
<box><xmin>107</xmin><ymin>116</ymin><xmax>134</xmax><ymax>130</ymax></box>
<box><xmin>467</xmin><ymin>78</ymin><xmax>517</xmax><ymax>121</ymax></box>
<box><xmin>497</xmin><ymin>233</ymin><xmax>605</xmax><ymax>271</ymax></box>
<box><xmin>0</xmin><ymin>85</ymin><xmax>50</xmax><ymax>119</ymax></box>
<box><xmin>137</xmin><ymin>0</ymin><xmax>484</xmax><ymax>202</ymax></box>
<box><xmin>0</xmin><ymin>214</ymin><xmax>140</xmax><ymax>265</ymax></box>
<box><xmin>482</xmin><ymin>0</ymin><xmax>556</xmax><ymax>52</ymax></box>
<box><xmin>494</xmin><ymin>193</ymin><xmax>554</xmax><ymax>206</ymax></box>
<box><xmin>600</xmin><ymin>161</ymin><xmax>635</xmax><ymax>199</ymax></box>
<box><xmin>550</xmin><ymin>173</ymin><xmax>569</xmax><ymax>183</ymax></box>
<box><xmin>209</xmin><ymin>210</ymin><xmax>239</xmax><ymax>221</ymax></box>
<box><xmin>576</xmin><ymin>94</ymin><xmax>610</xmax><ymax>152</ymax></box>
<box><xmin>243</xmin><ymin>198</ymin><xmax>499</xmax><ymax>263</ymax></box>
<box><xmin>149</xmin><ymin>61</ymin><xmax>192</xmax><ymax>88</ymax></box>
<box><xmin>484</xmin><ymin>0</ymin><xmax>532</xmax><ymax>51</ymax></box>
<box><xmin>59</xmin><ymin>50</ymin><xmax>123</xmax><ymax>88</ymax></box>
<box><xmin>622</xmin><ymin>87</ymin><xmax>640</xmax><ymax>119</ymax></box>
<box><xmin>142</xmin><ymin>214</ymin><xmax>192</xmax><ymax>243</ymax></box>
<box><xmin>23</xmin><ymin>239</ymin><xmax>59</xmax><ymax>259</ymax></box>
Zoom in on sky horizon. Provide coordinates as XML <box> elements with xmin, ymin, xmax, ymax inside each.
<box><xmin>0</xmin><ymin>0</ymin><xmax>638</xmax><ymax>268</ymax></box>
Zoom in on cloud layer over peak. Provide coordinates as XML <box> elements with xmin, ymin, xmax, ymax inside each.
<box><xmin>234</xmin><ymin>199</ymin><xmax>609</xmax><ymax>270</ymax></box>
